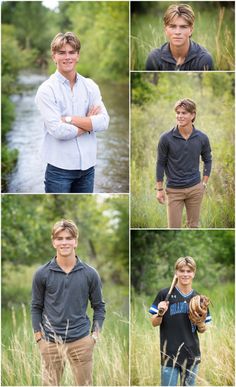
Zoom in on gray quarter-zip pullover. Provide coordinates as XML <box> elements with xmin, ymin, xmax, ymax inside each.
<box><xmin>31</xmin><ymin>257</ymin><xmax>105</xmax><ymax>342</ymax></box>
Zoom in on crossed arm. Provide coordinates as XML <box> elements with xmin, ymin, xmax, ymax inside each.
<box><xmin>61</xmin><ymin>106</ymin><xmax>101</xmax><ymax>135</ymax></box>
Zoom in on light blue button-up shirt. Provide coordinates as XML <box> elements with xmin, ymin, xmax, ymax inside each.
<box><xmin>35</xmin><ymin>71</ymin><xmax>109</xmax><ymax>170</ymax></box>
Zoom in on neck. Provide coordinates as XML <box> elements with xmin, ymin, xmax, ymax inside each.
<box><xmin>170</xmin><ymin>40</ymin><xmax>190</xmax><ymax>65</ymax></box>
<box><xmin>176</xmin><ymin>282</ymin><xmax>192</xmax><ymax>294</ymax></box>
<box><xmin>56</xmin><ymin>253</ymin><xmax>77</xmax><ymax>268</ymax></box>
<box><xmin>178</xmin><ymin>125</ymin><xmax>193</xmax><ymax>138</ymax></box>
<box><xmin>58</xmin><ymin>69</ymin><xmax>76</xmax><ymax>88</ymax></box>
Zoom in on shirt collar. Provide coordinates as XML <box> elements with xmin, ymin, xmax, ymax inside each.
<box><xmin>49</xmin><ymin>256</ymin><xmax>84</xmax><ymax>271</ymax></box>
<box><xmin>55</xmin><ymin>70</ymin><xmax>79</xmax><ymax>85</ymax></box>
<box><xmin>161</xmin><ymin>40</ymin><xmax>197</xmax><ymax>64</ymax></box>
<box><xmin>173</xmin><ymin>126</ymin><xmax>198</xmax><ymax>139</ymax></box>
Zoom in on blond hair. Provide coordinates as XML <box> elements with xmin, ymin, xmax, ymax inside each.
<box><xmin>164</xmin><ymin>4</ymin><xmax>195</xmax><ymax>26</ymax></box>
<box><xmin>51</xmin><ymin>219</ymin><xmax>79</xmax><ymax>240</ymax></box>
<box><xmin>51</xmin><ymin>32</ymin><xmax>81</xmax><ymax>54</ymax></box>
<box><xmin>174</xmin><ymin>98</ymin><xmax>196</xmax><ymax>122</ymax></box>
<box><xmin>175</xmin><ymin>256</ymin><xmax>196</xmax><ymax>272</ymax></box>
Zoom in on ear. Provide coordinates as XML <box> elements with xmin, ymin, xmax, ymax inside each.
<box><xmin>189</xmin><ymin>25</ymin><xmax>194</xmax><ymax>38</ymax></box>
<box><xmin>52</xmin><ymin>53</ymin><xmax>57</xmax><ymax>65</ymax></box>
<box><xmin>52</xmin><ymin>239</ymin><xmax>57</xmax><ymax>249</ymax></box>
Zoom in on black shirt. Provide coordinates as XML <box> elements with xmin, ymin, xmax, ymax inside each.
<box><xmin>146</xmin><ymin>40</ymin><xmax>213</xmax><ymax>71</ymax></box>
<box><xmin>149</xmin><ymin>287</ymin><xmax>210</xmax><ymax>368</ymax></box>
<box><xmin>156</xmin><ymin>126</ymin><xmax>212</xmax><ymax>188</ymax></box>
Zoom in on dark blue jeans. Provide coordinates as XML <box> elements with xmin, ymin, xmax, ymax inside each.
<box><xmin>45</xmin><ymin>164</ymin><xmax>95</xmax><ymax>193</ymax></box>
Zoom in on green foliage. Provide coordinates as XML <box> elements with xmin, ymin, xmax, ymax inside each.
<box><xmin>131</xmin><ymin>230</ymin><xmax>234</xmax><ymax>295</ymax></box>
<box><xmin>131</xmin><ymin>2</ymin><xmax>235</xmax><ymax>70</ymax></box>
<box><xmin>131</xmin><ymin>72</ymin><xmax>235</xmax><ymax>228</ymax></box>
<box><xmin>2</xmin><ymin>194</ymin><xmax>129</xmax><ymax>305</ymax></box>
<box><xmin>1</xmin><ymin>145</ymin><xmax>18</xmax><ymax>192</ymax></box>
<box><xmin>59</xmin><ymin>1</ymin><xmax>129</xmax><ymax>82</ymax></box>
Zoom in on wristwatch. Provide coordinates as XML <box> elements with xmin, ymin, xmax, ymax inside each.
<box><xmin>65</xmin><ymin>116</ymin><xmax>72</xmax><ymax>123</ymax></box>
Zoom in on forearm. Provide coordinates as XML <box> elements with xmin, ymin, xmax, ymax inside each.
<box><xmin>151</xmin><ymin>314</ymin><xmax>163</xmax><ymax>327</ymax></box>
<box><xmin>69</xmin><ymin>116</ymin><xmax>93</xmax><ymax>132</ymax></box>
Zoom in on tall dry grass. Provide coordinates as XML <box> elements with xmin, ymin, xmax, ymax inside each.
<box><xmin>131</xmin><ymin>291</ymin><xmax>235</xmax><ymax>386</ymax></box>
<box><xmin>2</xmin><ymin>304</ymin><xmax>129</xmax><ymax>386</ymax></box>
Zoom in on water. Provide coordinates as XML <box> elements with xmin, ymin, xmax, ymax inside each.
<box><xmin>7</xmin><ymin>71</ymin><xmax>129</xmax><ymax>193</ymax></box>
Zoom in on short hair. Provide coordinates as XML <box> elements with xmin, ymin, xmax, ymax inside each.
<box><xmin>164</xmin><ymin>4</ymin><xmax>195</xmax><ymax>27</ymax></box>
<box><xmin>51</xmin><ymin>32</ymin><xmax>81</xmax><ymax>54</ymax></box>
<box><xmin>175</xmin><ymin>256</ymin><xmax>196</xmax><ymax>272</ymax></box>
<box><xmin>51</xmin><ymin>219</ymin><xmax>79</xmax><ymax>240</ymax></box>
<box><xmin>174</xmin><ymin>98</ymin><xmax>196</xmax><ymax>122</ymax></box>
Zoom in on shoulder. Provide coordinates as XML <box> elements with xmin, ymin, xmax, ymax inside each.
<box><xmin>33</xmin><ymin>260</ymin><xmax>52</xmax><ymax>280</ymax></box>
<box><xmin>159</xmin><ymin>128</ymin><xmax>174</xmax><ymax>142</ymax></box>
<box><xmin>80</xmin><ymin>260</ymin><xmax>100</xmax><ymax>280</ymax></box>
<box><xmin>36</xmin><ymin>74</ymin><xmax>58</xmax><ymax>96</ymax></box>
<box><xmin>146</xmin><ymin>45</ymin><xmax>164</xmax><ymax>70</ymax></box>
<box><xmin>195</xmin><ymin>128</ymin><xmax>210</xmax><ymax>142</ymax></box>
<box><xmin>78</xmin><ymin>74</ymin><xmax>100</xmax><ymax>93</ymax></box>
<box><xmin>191</xmin><ymin>41</ymin><xmax>213</xmax><ymax>68</ymax></box>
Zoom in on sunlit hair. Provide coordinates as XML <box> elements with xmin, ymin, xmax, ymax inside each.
<box><xmin>174</xmin><ymin>98</ymin><xmax>196</xmax><ymax>122</ymax></box>
<box><xmin>51</xmin><ymin>219</ymin><xmax>79</xmax><ymax>240</ymax></box>
<box><xmin>164</xmin><ymin>4</ymin><xmax>195</xmax><ymax>26</ymax></box>
<box><xmin>51</xmin><ymin>32</ymin><xmax>81</xmax><ymax>54</ymax></box>
<box><xmin>175</xmin><ymin>256</ymin><xmax>196</xmax><ymax>272</ymax></box>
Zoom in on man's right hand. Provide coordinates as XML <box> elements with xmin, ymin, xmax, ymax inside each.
<box><xmin>158</xmin><ymin>301</ymin><xmax>169</xmax><ymax>315</ymax></box>
<box><xmin>156</xmin><ymin>190</ymin><xmax>166</xmax><ymax>204</ymax></box>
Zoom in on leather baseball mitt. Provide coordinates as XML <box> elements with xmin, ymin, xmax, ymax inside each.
<box><xmin>188</xmin><ymin>295</ymin><xmax>210</xmax><ymax>330</ymax></box>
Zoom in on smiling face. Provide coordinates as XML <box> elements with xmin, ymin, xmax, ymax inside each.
<box><xmin>176</xmin><ymin>265</ymin><xmax>195</xmax><ymax>287</ymax></box>
<box><xmin>52</xmin><ymin>229</ymin><xmax>78</xmax><ymax>258</ymax></box>
<box><xmin>175</xmin><ymin>106</ymin><xmax>195</xmax><ymax>129</ymax></box>
<box><xmin>165</xmin><ymin>15</ymin><xmax>193</xmax><ymax>48</ymax></box>
<box><xmin>52</xmin><ymin>43</ymin><xmax>79</xmax><ymax>77</ymax></box>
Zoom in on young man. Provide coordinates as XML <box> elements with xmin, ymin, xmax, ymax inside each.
<box><xmin>156</xmin><ymin>98</ymin><xmax>212</xmax><ymax>228</ymax></box>
<box><xmin>31</xmin><ymin>219</ymin><xmax>105</xmax><ymax>386</ymax></box>
<box><xmin>146</xmin><ymin>4</ymin><xmax>213</xmax><ymax>71</ymax></box>
<box><xmin>149</xmin><ymin>257</ymin><xmax>211</xmax><ymax>386</ymax></box>
<box><xmin>35</xmin><ymin>32</ymin><xmax>110</xmax><ymax>193</ymax></box>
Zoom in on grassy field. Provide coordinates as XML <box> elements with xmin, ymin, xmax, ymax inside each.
<box><xmin>131</xmin><ymin>72</ymin><xmax>235</xmax><ymax>228</ymax></box>
<box><xmin>2</xmin><ymin>264</ymin><xmax>129</xmax><ymax>386</ymax></box>
<box><xmin>131</xmin><ymin>283</ymin><xmax>235</xmax><ymax>386</ymax></box>
<box><xmin>131</xmin><ymin>5</ymin><xmax>235</xmax><ymax>70</ymax></box>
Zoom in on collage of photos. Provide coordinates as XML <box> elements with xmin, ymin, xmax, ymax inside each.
<box><xmin>1</xmin><ymin>1</ymin><xmax>235</xmax><ymax>387</ymax></box>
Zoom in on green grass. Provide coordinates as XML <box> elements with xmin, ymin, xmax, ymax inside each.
<box><xmin>131</xmin><ymin>6</ymin><xmax>235</xmax><ymax>70</ymax></box>
<box><xmin>2</xmin><ymin>264</ymin><xmax>129</xmax><ymax>386</ymax></box>
<box><xmin>131</xmin><ymin>284</ymin><xmax>235</xmax><ymax>386</ymax></box>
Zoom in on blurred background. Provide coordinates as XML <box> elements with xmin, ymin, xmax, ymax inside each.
<box><xmin>131</xmin><ymin>1</ymin><xmax>235</xmax><ymax>70</ymax></box>
<box><xmin>2</xmin><ymin>193</ymin><xmax>129</xmax><ymax>386</ymax></box>
<box><xmin>131</xmin><ymin>229</ymin><xmax>235</xmax><ymax>386</ymax></box>
<box><xmin>131</xmin><ymin>72</ymin><xmax>235</xmax><ymax>228</ymax></box>
<box><xmin>2</xmin><ymin>1</ymin><xmax>129</xmax><ymax>193</ymax></box>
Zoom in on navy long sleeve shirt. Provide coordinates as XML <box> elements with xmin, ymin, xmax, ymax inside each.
<box><xmin>31</xmin><ymin>257</ymin><xmax>106</xmax><ymax>342</ymax></box>
<box><xmin>146</xmin><ymin>40</ymin><xmax>213</xmax><ymax>71</ymax></box>
<box><xmin>156</xmin><ymin>126</ymin><xmax>212</xmax><ymax>188</ymax></box>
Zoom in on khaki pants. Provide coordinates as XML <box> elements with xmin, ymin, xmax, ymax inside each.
<box><xmin>38</xmin><ymin>335</ymin><xmax>95</xmax><ymax>386</ymax></box>
<box><xmin>166</xmin><ymin>182</ymin><xmax>205</xmax><ymax>228</ymax></box>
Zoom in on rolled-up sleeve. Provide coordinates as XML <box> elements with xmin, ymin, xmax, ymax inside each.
<box><xmin>35</xmin><ymin>86</ymin><xmax>78</xmax><ymax>141</ymax></box>
<box><xmin>87</xmin><ymin>80</ymin><xmax>110</xmax><ymax>132</ymax></box>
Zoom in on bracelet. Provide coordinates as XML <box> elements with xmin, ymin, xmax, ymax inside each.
<box><xmin>155</xmin><ymin>188</ymin><xmax>164</xmax><ymax>191</ymax></box>
<box><xmin>36</xmin><ymin>338</ymin><xmax>42</xmax><ymax>343</ymax></box>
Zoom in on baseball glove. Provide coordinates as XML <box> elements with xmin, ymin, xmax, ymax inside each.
<box><xmin>188</xmin><ymin>295</ymin><xmax>210</xmax><ymax>331</ymax></box>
